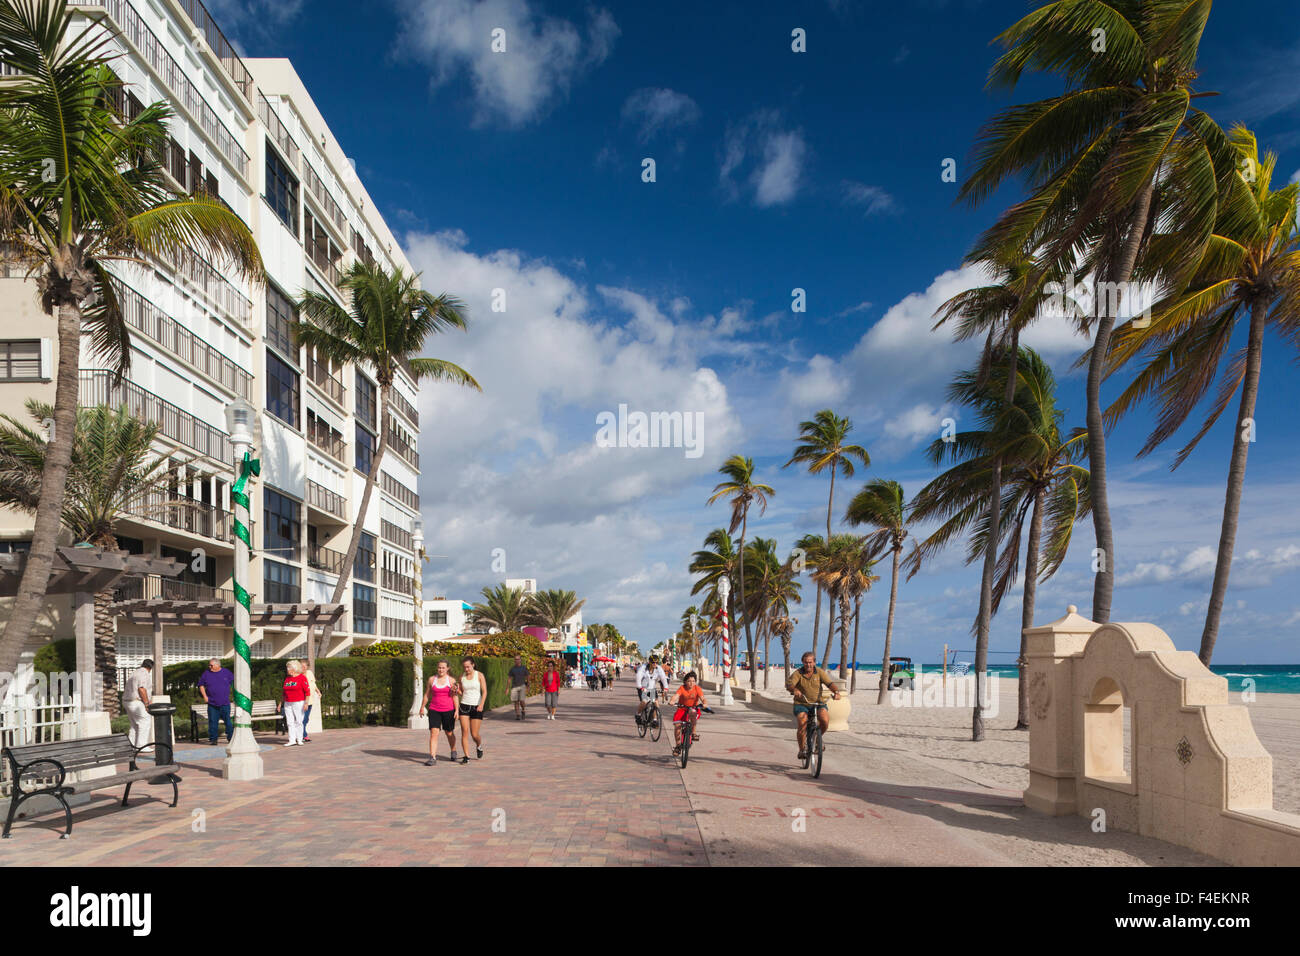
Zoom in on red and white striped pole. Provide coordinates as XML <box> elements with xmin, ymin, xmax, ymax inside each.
<box><xmin>718</xmin><ymin>576</ymin><xmax>734</xmax><ymax>705</ymax></box>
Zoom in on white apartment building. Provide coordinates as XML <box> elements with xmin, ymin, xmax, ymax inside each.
<box><xmin>0</xmin><ymin>0</ymin><xmax>422</xmax><ymax>667</ymax></box>
<box><xmin>423</xmin><ymin>598</ymin><xmax>473</xmax><ymax>643</ymax></box>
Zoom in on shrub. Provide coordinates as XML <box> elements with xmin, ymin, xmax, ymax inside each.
<box><xmin>33</xmin><ymin>638</ymin><xmax>75</xmax><ymax>676</ymax></box>
<box><xmin>347</xmin><ymin>640</ymin><xmax>412</xmax><ymax>658</ymax></box>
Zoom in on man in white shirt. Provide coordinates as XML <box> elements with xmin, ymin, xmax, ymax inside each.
<box><xmin>635</xmin><ymin>656</ymin><xmax>668</xmax><ymax>725</ymax></box>
<box><xmin>123</xmin><ymin>660</ymin><xmax>154</xmax><ymax>748</ymax></box>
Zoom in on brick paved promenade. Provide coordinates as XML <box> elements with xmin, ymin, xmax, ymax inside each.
<box><xmin>1</xmin><ymin>677</ymin><xmax>1217</xmax><ymax>865</ymax></box>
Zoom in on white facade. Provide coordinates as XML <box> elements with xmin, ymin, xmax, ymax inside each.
<box><xmin>423</xmin><ymin>599</ymin><xmax>473</xmax><ymax>642</ymax></box>
<box><xmin>504</xmin><ymin>578</ymin><xmax>583</xmax><ymax>640</ymax></box>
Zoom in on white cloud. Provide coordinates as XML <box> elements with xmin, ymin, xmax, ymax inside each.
<box><xmin>398</xmin><ymin>1</ymin><xmax>619</xmax><ymax>127</ymax></box>
<box><xmin>842</xmin><ymin>180</ymin><xmax>897</xmax><ymax>215</ymax></box>
<box><xmin>720</xmin><ymin>110</ymin><xmax>806</xmax><ymax>207</ymax></box>
<box><xmin>621</xmin><ymin>88</ymin><xmax>700</xmax><ymax>142</ymax></box>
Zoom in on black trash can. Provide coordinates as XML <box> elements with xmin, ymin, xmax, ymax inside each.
<box><xmin>146</xmin><ymin>701</ymin><xmax>177</xmax><ymax>766</ymax></box>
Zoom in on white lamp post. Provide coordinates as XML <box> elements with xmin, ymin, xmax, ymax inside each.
<box><xmin>718</xmin><ymin>576</ymin><xmax>734</xmax><ymax>706</ymax></box>
<box><xmin>222</xmin><ymin>397</ymin><xmax>264</xmax><ymax>781</ymax></box>
<box><xmin>408</xmin><ymin>518</ymin><xmax>427</xmax><ymax>728</ymax></box>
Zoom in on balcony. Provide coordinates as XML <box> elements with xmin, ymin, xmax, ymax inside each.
<box><xmin>307</xmin><ymin>543</ymin><xmax>347</xmax><ymax>576</ymax></box>
<box><xmin>113</xmin><ymin>575</ymin><xmax>234</xmax><ymax>605</ymax></box>
<box><xmin>382</xmin><ymin>617</ymin><xmax>413</xmax><ymax>640</ymax></box>
<box><xmin>381</xmin><ymin>472</ymin><xmax>419</xmax><ymax>511</ymax></box>
<box><xmin>390</xmin><ymin>389</ymin><xmax>419</xmax><ymax>428</ymax></box>
<box><xmin>302</xmin><ymin>159</ymin><xmax>348</xmax><ymax>236</ymax></box>
<box><xmin>259</xmin><ymin>93</ymin><xmax>299</xmax><ymax>171</ymax></box>
<box><xmin>80</xmin><ymin>370</ymin><xmax>233</xmax><ymax>463</ymax></box>
<box><xmin>382</xmin><ymin>569</ymin><xmax>413</xmax><ymax>595</ymax></box>
<box><xmin>305</xmin><ymin>479</ymin><xmax>346</xmax><ymax>521</ymax></box>
<box><xmin>161</xmin><ymin>244</ymin><xmax>254</xmax><ymax>329</ymax></box>
<box><xmin>307</xmin><ymin>357</ymin><xmax>346</xmax><ymax>407</ymax></box>
<box><xmin>177</xmin><ymin>0</ymin><xmax>255</xmax><ymax>100</ymax></box>
<box><xmin>122</xmin><ymin>487</ymin><xmax>238</xmax><ymax>544</ymax></box>
<box><xmin>306</xmin><ymin>415</ymin><xmax>346</xmax><ymax>463</ymax></box>
<box><xmin>380</xmin><ymin>519</ymin><xmax>412</xmax><ymax>552</ymax></box>
<box><xmin>383</xmin><ymin>424</ymin><xmax>419</xmax><ymax>470</ymax></box>
<box><xmin>114</xmin><ymin>278</ymin><xmax>252</xmax><ymax>399</ymax></box>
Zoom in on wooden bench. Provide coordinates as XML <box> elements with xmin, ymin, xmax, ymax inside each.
<box><xmin>189</xmin><ymin>699</ymin><xmax>285</xmax><ymax>741</ymax></box>
<box><xmin>2</xmin><ymin>734</ymin><xmax>181</xmax><ymax>839</ymax></box>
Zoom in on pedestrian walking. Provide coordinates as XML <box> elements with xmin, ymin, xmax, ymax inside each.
<box><xmin>542</xmin><ymin>659</ymin><xmax>561</xmax><ymax>719</ymax></box>
<box><xmin>299</xmin><ymin>660</ymin><xmax>319</xmax><ymax>743</ymax></box>
<box><xmin>598</xmin><ymin>664</ymin><xmax>607</xmax><ymax>690</ymax></box>
<box><xmin>197</xmin><ymin>658</ymin><xmax>234</xmax><ymax>745</ymax></box>
<box><xmin>507</xmin><ymin>655</ymin><xmax>530</xmax><ymax>720</ymax></box>
<box><xmin>420</xmin><ymin>660</ymin><xmax>459</xmax><ymax>765</ymax></box>
<box><xmin>585</xmin><ymin>661</ymin><xmax>597</xmax><ymax>691</ymax></box>
<box><xmin>457</xmin><ymin>656</ymin><xmax>486</xmax><ymax>763</ymax></box>
<box><xmin>123</xmin><ymin>659</ymin><xmax>154</xmax><ymax>748</ymax></box>
<box><xmin>279</xmin><ymin>659</ymin><xmax>311</xmax><ymax>746</ymax></box>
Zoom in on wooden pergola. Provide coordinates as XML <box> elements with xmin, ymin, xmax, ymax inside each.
<box><xmin>0</xmin><ymin>546</ymin><xmax>183</xmax><ymax>597</ymax></box>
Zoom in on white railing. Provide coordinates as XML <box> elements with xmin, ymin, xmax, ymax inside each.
<box><xmin>0</xmin><ymin>694</ymin><xmax>81</xmax><ymax>798</ymax></box>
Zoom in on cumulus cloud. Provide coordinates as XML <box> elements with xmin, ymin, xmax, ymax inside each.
<box><xmin>621</xmin><ymin>88</ymin><xmax>700</xmax><ymax>142</ymax></box>
<box><xmin>398</xmin><ymin>0</ymin><xmax>619</xmax><ymax>127</ymax></box>
<box><xmin>720</xmin><ymin>110</ymin><xmax>807</xmax><ymax>207</ymax></box>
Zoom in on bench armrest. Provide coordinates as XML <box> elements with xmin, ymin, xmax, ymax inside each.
<box><xmin>10</xmin><ymin>757</ymin><xmax>68</xmax><ymax>794</ymax></box>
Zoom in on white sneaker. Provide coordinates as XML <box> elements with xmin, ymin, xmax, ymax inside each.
<box><xmin>283</xmin><ymin>741</ymin><xmax>294</xmax><ymax>746</ymax></box>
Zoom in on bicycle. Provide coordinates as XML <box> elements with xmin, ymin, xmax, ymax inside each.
<box><xmin>636</xmin><ymin>695</ymin><xmax>663</xmax><ymax>742</ymax></box>
<box><xmin>673</xmin><ymin>706</ymin><xmax>713</xmax><ymax>768</ymax></box>
<box><xmin>798</xmin><ymin>702</ymin><xmax>826</xmax><ymax>778</ymax></box>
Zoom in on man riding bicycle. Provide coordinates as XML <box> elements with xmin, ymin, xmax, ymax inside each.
<box><xmin>635</xmin><ymin>656</ymin><xmax>669</xmax><ymax>726</ymax></box>
<box><xmin>785</xmin><ymin>651</ymin><xmax>841</xmax><ymax>760</ymax></box>
<box><xmin>671</xmin><ymin>671</ymin><xmax>708</xmax><ymax>757</ymax></box>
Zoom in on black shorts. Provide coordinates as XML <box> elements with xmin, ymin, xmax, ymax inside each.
<box><xmin>458</xmin><ymin>703</ymin><xmax>484</xmax><ymax>720</ymax></box>
<box><xmin>429</xmin><ymin>708</ymin><xmax>456</xmax><ymax>732</ymax></box>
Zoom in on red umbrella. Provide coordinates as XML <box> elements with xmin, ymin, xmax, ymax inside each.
<box><xmin>594</xmin><ymin>655</ymin><xmax>616</xmax><ymax>662</ymax></box>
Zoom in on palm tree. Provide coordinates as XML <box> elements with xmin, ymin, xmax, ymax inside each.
<box><xmin>961</xmin><ymin>1</ymin><xmax>1234</xmax><ymax>625</ymax></box>
<box><xmin>909</xmin><ymin>347</ymin><xmax>1091</xmax><ymax>729</ymax></box>
<box><xmin>294</xmin><ymin>262</ymin><xmax>480</xmax><ymax>662</ymax></box>
<box><xmin>792</xmin><ymin>533</ymin><xmax>832</xmax><ymax>666</ymax></box>
<box><xmin>845</xmin><ymin>479</ymin><xmax>912</xmax><ymax>703</ymax></box>
<box><xmin>784</xmin><ymin>410</ymin><xmax>869</xmax><ymax>668</ymax></box>
<box><xmin>0</xmin><ymin>401</ymin><xmax>176</xmax><ymax>713</ymax></box>
<box><xmin>707</xmin><ymin>455</ymin><xmax>774</xmax><ymax>688</ymax></box>
<box><xmin>772</xmin><ymin>612</ymin><xmax>796</xmax><ymax>681</ymax></box>
<box><xmin>467</xmin><ymin>583</ymin><xmax>530</xmax><ymax>632</ymax></box>
<box><xmin>810</xmin><ymin>534</ymin><xmax>874</xmax><ymax>679</ymax></box>
<box><xmin>689</xmin><ymin>527</ymin><xmax>740</xmax><ymax>674</ymax></box>
<box><xmin>742</xmin><ymin>538</ymin><xmax>802</xmax><ymax>689</ymax></box>
<box><xmin>1106</xmin><ymin>127</ymin><xmax>1299</xmax><ymax>664</ymax></box>
<box><xmin>0</xmin><ymin>0</ymin><xmax>263</xmax><ymax>678</ymax></box>
<box><xmin>525</xmin><ymin>588</ymin><xmax>586</xmax><ymax>644</ymax></box>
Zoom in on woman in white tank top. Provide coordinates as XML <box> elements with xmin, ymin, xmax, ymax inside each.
<box><xmin>457</xmin><ymin>656</ymin><xmax>487</xmax><ymax>763</ymax></box>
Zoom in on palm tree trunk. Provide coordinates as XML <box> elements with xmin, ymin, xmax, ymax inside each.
<box><xmin>94</xmin><ymin>588</ymin><xmax>120</xmax><ymax>716</ymax></box>
<box><xmin>820</xmin><ymin>597</ymin><xmax>835</xmax><ymax>668</ymax></box>
<box><xmin>849</xmin><ymin>594</ymin><xmax>861</xmax><ymax>693</ymax></box>
<box><xmin>878</xmin><ymin>543</ymin><xmax>900</xmax><ymax>704</ymax></box>
<box><xmin>1088</xmin><ymin>182</ymin><xmax>1156</xmax><ymax>625</ymax></box>
<box><xmin>838</xmin><ymin>592</ymin><xmax>851</xmax><ymax>680</ymax></box>
<box><xmin>738</xmin><ymin>510</ymin><xmax>756</xmax><ymax>688</ymax></box>
<box><xmin>0</xmin><ymin>300</ymin><xmax>81</xmax><ymax>684</ymax></box>
<box><xmin>781</xmin><ymin>635</ymin><xmax>791</xmax><ymax>681</ymax></box>
<box><xmin>810</xmin><ymin>581</ymin><xmax>823</xmax><ymax>673</ymax></box>
<box><xmin>328</xmin><ymin>387</ymin><xmax>389</xmax><ymax>609</ymax></box>
<box><xmin>820</xmin><ymin>468</ymin><xmax>836</xmax><ymax>666</ymax></box>
<box><xmin>1017</xmin><ymin>485</ymin><xmax>1046</xmax><ymax>729</ymax></box>
<box><xmin>1199</xmin><ymin>301</ymin><xmax>1267</xmax><ymax>665</ymax></box>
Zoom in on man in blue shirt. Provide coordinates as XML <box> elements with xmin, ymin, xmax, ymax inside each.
<box><xmin>197</xmin><ymin>658</ymin><xmax>235</xmax><ymax>745</ymax></box>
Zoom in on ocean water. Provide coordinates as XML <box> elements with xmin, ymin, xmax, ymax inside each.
<box><xmin>834</xmin><ymin>663</ymin><xmax>1300</xmax><ymax>695</ymax></box>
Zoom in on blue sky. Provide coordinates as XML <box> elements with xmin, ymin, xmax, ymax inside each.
<box><xmin>214</xmin><ymin>0</ymin><xmax>1300</xmax><ymax>664</ymax></box>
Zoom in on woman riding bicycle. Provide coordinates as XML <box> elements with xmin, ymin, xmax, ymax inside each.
<box><xmin>671</xmin><ymin>671</ymin><xmax>707</xmax><ymax>757</ymax></box>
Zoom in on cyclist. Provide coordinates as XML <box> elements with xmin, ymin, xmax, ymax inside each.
<box><xmin>635</xmin><ymin>655</ymin><xmax>669</xmax><ymax>726</ymax></box>
<box><xmin>670</xmin><ymin>671</ymin><xmax>708</xmax><ymax>757</ymax></box>
<box><xmin>785</xmin><ymin>651</ymin><xmax>841</xmax><ymax>761</ymax></box>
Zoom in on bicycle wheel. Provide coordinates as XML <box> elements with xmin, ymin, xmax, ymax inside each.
<box><xmin>809</xmin><ymin>723</ymin><xmax>823</xmax><ymax>778</ymax></box>
<box><xmin>637</xmin><ymin>709</ymin><xmax>648</xmax><ymax>738</ymax></box>
<box><xmin>649</xmin><ymin>705</ymin><xmax>663</xmax><ymax>742</ymax></box>
<box><xmin>679</xmin><ymin>726</ymin><xmax>691</xmax><ymax>768</ymax></box>
<box><xmin>800</xmin><ymin>718</ymin><xmax>811</xmax><ymax>768</ymax></box>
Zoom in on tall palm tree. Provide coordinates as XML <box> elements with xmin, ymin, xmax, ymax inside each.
<box><xmin>0</xmin><ymin>0</ymin><xmax>263</xmax><ymax>678</ymax></box>
<box><xmin>961</xmin><ymin>0</ymin><xmax>1234</xmax><ymax>625</ymax></box>
<box><xmin>294</xmin><ymin>262</ymin><xmax>480</xmax><ymax>662</ymax></box>
<box><xmin>689</xmin><ymin>527</ymin><xmax>738</xmax><ymax>670</ymax></box>
<box><xmin>707</xmin><ymin>455</ymin><xmax>774</xmax><ymax>688</ymax></box>
<box><xmin>1106</xmin><ymin>126</ymin><xmax>1300</xmax><ymax>665</ymax></box>
<box><xmin>0</xmin><ymin>401</ymin><xmax>176</xmax><ymax>713</ymax></box>
<box><xmin>467</xmin><ymin>583</ymin><xmax>530</xmax><ymax>632</ymax></box>
<box><xmin>845</xmin><ymin>479</ymin><xmax>911</xmax><ymax>703</ymax></box>
<box><xmin>525</xmin><ymin>588</ymin><xmax>586</xmax><ymax>644</ymax></box>
<box><xmin>784</xmin><ymin>410</ymin><xmax>869</xmax><ymax>669</ymax></box>
<box><xmin>772</xmin><ymin>612</ymin><xmax>796</xmax><ymax>681</ymax></box>
<box><xmin>742</xmin><ymin>538</ymin><xmax>802</xmax><ymax>689</ymax></box>
<box><xmin>810</xmin><ymin>534</ymin><xmax>874</xmax><ymax>680</ymax></box>
<box><xmin>792</xmin><ymin>533</ymin><xmax>834</xmax><ymax>666</ymax></box>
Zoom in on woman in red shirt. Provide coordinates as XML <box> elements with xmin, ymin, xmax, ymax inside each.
<box><xmin>542</xmin><ymin>658</ymin><xmax>562</xmax><ymax>720</ymax></box>
<box><xmin>279</xmin><ymin>660</ymin><xmax>312</xmax><ymax>746</ymax></box>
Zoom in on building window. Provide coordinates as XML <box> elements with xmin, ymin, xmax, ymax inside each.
<box><xmin>0</xmin><ymin>540</ymin><xmax>31</xmax><ymax>554</ymax></box>
<box><xmin>266</xmin><ymin>284</ymin><xmax>297</xmax><ymax>359</ymax></box>
<box><xmin>428</xmin><ymin>610</ymin><xmax>447</xmax><ymax>626</ymax></box>
<box><xmin>266</xmin><ymin>349</ymin><xmax>300</xmax><ymax>428</ymax></box>
<box><xmin>0</xmin><ymin>340</ymin><xmax>41</xmax><ymax>381</ymax></box>
<box><xmin>355</xmin><ymin>373</ymin><xmax>376</xmax><ymax>430</ymax></box>
<box><xmin>355</xmin><ymin>423</ymin><xmax>375</xmax><ymax>475</ymax></box>
<box><xmin>263</xmin><ymin>487</ymin><xmax>301</xmax><ymax>563</ymax></box>
<box><xmin>354</xmin><ymin>583</ymin><xmax>376</xmax><ymax>634</ymax></box>
<box><xmin>265</xmin><ymin>139</ymin><xmax>299</xmax><ymax>235</ymax></box>
<box><xmin>354</xmin><ymin>531</ymin><xmax>375</xmax><ymax>583</ymax></box>
<box><xmin>263</xmin><ymin>560</ymin><xmax>300</xmax><ymax>604</ymax></box>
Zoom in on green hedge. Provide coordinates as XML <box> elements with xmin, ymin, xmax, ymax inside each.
<box><xmin>33</xmin><ymin>638</ymin><xmax>76</xmax><ymax>676</ymax></box>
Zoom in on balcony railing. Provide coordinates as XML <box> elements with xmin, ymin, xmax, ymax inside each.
<box><xmin>122</xmin><ymin>487</ymin><xmax>237</xmax><ymax>543</ymax></box>
<box><xmin>113</xmin><ymin>574</ymin><xmax>234</xmax><ymax>604</ymax></box>
<box><xmin>79</xmin><ymin>0</ymin><xmax>250</xmax><ymax>177</ymax></box>
<box><xmin>302</xmin><ymin>159</ymin><xmax>348</xmax><ymax>235</ymax></box>
<box><xmin>382</xmin><ymin>472</ymin><xmax>419</xmax><ymax>511</ymax></box>
<box><xmin>383</xmin><ymin>424</ymin><xmax>419</xmax><ymax>470</ymax></box>
<box><xmin>259</xmin><ymin>93</ymin><xmax>300</xmax><ymax>171</ymax></box>
<box><xmin>80</xmin><ymin>370</ymin><xmax>233</xmax><ymax>462</ymax></box>
<box><xmin>382</xmin><ymin>569</ymin><xmax>413</xmax><ymax>595</ymax></box>
<box><xmin>307</xmin><ymin>544</ymin><xmax>347</xmax><ymax>575</ymax></box>
<box><xmin>114</xmin><ymin>278</ymin><xmax>252</xmax><ymax>399</ymax></box>
<box><xmin>390</xmin><ymin>389</ymin><xmax>419</xmax><ymax>428</ymax></box>
<box><xmin>382</xmin><ymin>617</ymin><xmax>413</xmax><ymax>640</ymax></box>
<box><xmin>380</xmin><ymin>520</ymin><xmax>412</xmax><ymax>552</ymax></box>
<box><xmin>307</xmin><ymin>357</ymin><xmax>345</xmax><ymax>406</ymax></box>
<box><xmin>161</xmin><ymin>244</ymin><xmax>253</xmax><ymax>328</ymax></box>
<box><xmin>306</xmin><ymin>417</ymin><xmax>346</xmax><ymax>463</ymax></box>
<box><xmin>177</xmin><ymin>0</ymin><xmax>255</xmax><ymax>100</ymax></box>
<box><xmin>305</xmin><ymin>479</ymin><xmax>346</xmax><ymax>520</ymax></box>
<box><xmin>307</xmin><ymin>243</ymin><xmax>342</xmax><ymax>290</ymax></box>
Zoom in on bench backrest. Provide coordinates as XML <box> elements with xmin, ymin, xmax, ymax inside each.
<box><xmin>193</xmin><ymin>700</ymin><xmax>275</xmax><ymax>716</ymax></box>
<box><xmin>3</xmin><ymin>734</ymin><xmax>137</xmax><ymax>773</ymax></box>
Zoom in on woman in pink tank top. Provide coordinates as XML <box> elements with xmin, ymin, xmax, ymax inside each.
<box><xmin>419</xmin><ymin>660</ymin><xmax>460</xmax><ymax>766</ymax></box>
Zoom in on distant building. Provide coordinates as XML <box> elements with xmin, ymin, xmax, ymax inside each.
<box><xmin>505</xmin><ymin>577</ymin><xmax>582</xmax><ymax>641</ymax></box>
